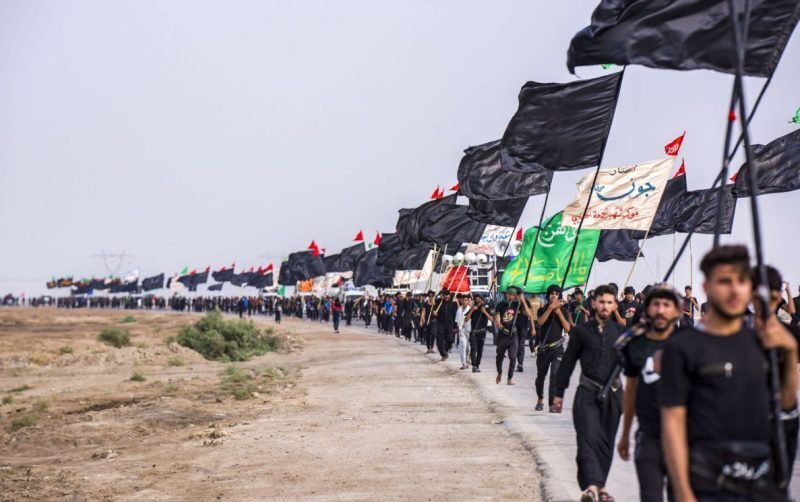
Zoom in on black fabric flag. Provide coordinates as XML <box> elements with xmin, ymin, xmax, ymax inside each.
<box><xmin>249</xmin><ymin>271</ymin><xmax>274</xmax><ymax>289</ymax></box>
<box><xmin>231</xmin><ymin>271</ymin><xmax>255</xmax><ymax>287</ymax></box>
<box><xmin>595</xmin><ymin>230</ymin><xmax>642</xmax><ymax>262</ymax></box>
<box><xmin>278</xmin><ymin>251</ymin><xmax>325</xmax><ymax>285</ymax></box>
<box><xmin>90</xmin><ymin>278</ymin><xmax>108</xmax><ymax>290</ymax></box>
<box><xmin>323</xmin><ymin>253</ymin><xmax>343</xmax><ymax>273</ymax></box>
<box><xmin>141</xmin><ymin>273</ymin><xmax>165</xmax><ymax>291</ymax></box>
<box><xmin>457</xmin><ymin>139</ymin><xmax>553</xmax><ymax>199</ymax></box>
<box><xmin>177</xmin><ymin>270</ymin><xmax>209</xmax><ymax>289</ymax></box>
<box><xmin>733</xmin><ymin>128</ymin><xmax>800</xmax><ymax>197</ymax></box>
<box><xmin>208</xmin><ymin>283</ymin><xmax>224</xmax><ymax>291</ymax></box>
<box><xmin>377</xmin><ymin>233</ymin><xmax>404</xmax><ymax>268</ymax></box>
<box><xmin>378</xmin><ymin>233</ymin><xmax>434</xmax><ymax>270</ymax></box>
<box><xmin>500</xmin><ymin>72</ymin><xmax>623</xmax><ymax>173</ymax></box>
<box><xmin>397</xmin><ymin>245</ymin><xmax>435</xmax><ymax>271</ymax></box>
<box><xmin>212</xmin><ymin>267</ymin><xmax>235</xmax><ymax>283</ymax></box>
<box><xmin>418</xmin><ymin>203</ymin><xmax>486</xmax><ymax>250</ymax></box>
<box><xmin>675</xmin><ymin>185</ymin><xmax>737</xmax><ymax>234</ymax></box>
<box><xmin>396</xmin><ymin>196</ymin><xmax>457</xmax><ymax>248</ymax></box>
<box><xmin>72</xmin><ymin>283</ymin><xmax>93</xmax><ymax>295</ymax></box>
<box><xmin>567</xmin><ymin>0</ymin><xmax>800</xmax><ymax>78</ymax></box>
<box><xmin>630</xmin><ymin>174</ymin><xmax>688</xmax><ymax>239</ymax></box>
<box><xmin>353</xmin><ymin>248</ymin><xmax>394</xmax><ymax>288</ymax></box>
<box><xmin>467</xmin><ymin>197</ymin><xmax>527</xmax><ymax>227</ymax></box>
<box><xmin>110</xmin><ymin>280</ymin><xmax>138</xmax><ymax>294</ymax></box>
<box><xmin>338</xmin><ymin>244</ymin><xmax>367</xmax><ymax>273</ymax></box>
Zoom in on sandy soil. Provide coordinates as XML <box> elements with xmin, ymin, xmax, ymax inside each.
<box><xmin>0</xmin><ymin>309</ymin><xmax>540</xmax><ymax>501</ymax></box>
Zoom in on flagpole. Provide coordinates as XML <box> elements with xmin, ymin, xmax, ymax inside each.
<box><xmin>727</xmin><ymin>0</ymin><xmax>788</xmax><ymax>487</ymax></box>
<box><xmin>560</xmin><ymin>67</ymin><xmax>626</xmax><ymax>292</ymax></box>
<box><xmin>623</xmin><ymin>226</ymin><xmax>652</xmax><ymax>290</ymax></box>
<box><xmin>714</xmin><ymin>79</ymin><xmax>740</xmax><ymax>248</ymax></box>
<box><xmin>518</xmin><ymin>190</ymin><xmax>551</xmax><ymax>291</ymax></box>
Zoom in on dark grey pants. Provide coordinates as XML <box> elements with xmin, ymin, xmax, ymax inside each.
<box><xmin>535</xmin><ymin>346</ymin><xmax>564</xmax><ymax>405</ymax></box>
<box><xmin>495</xmin><ymin>333</ymin><xmax>518</xmax><ymax>380</ymax></box>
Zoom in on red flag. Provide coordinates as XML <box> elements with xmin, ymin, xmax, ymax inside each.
<box><xmin>449</xmin><ymin>183</ymin><xmax>460</xmax><ymax>192</ymax></box>
<box><xmin>730</xmin><ymin>171</ymin><xmax>738</xmax><ymax>183</ymax></box>
<box><xmin>204</xmin><ymin>266</ymin><xmax>210</xmax><ymax>273</ymax></box>
<box><xmin>515</xmin><ymin>228</ymin><xmax>524</xmax><ymax>241</ymax></box>
<box><xmin>430</xmin><ymin>186</ymin><xmax>441</xmax><ymax>199</ymax></box>
<box><xmin>673</xmin><ymin>159</ymin><xmax>686</xmax><ymax>178</ymax></box>
<box><xmin>353</xmin><ymin>230</ymin><xmax>364</xmax><ymax>242</ymax></box>
<box><xmin>373</xmin><ymin>232</ymin><xmax>381</xmax><ymax>246</ymax></box>
<box><xmin>308</xmin><ymin>240</ymin><xmax>317</xmax><ymax>250</ymax></box>
<box><xmin>728</xmin><ymin>109</ymin><xmax>737</xmax><ymax>122</ymax></box>
<box><xmin>440</xmin><ymin>265</ymin><xmax>471</xmax><ymax>293</ymax></box>
<box><xmin>190</xmin><ymin>269</ymin><xmax>196</xmax><ymax>276</ymax></box>
<box><xmin>249</xmin><ymin>267</ymin><xmax>254</xmax><ymax>273</ymax></box>
<box><xmin>664</xmin><ymin>132</ymin><xmax>686</xmax><ymax>156</ymax></box>
<box><xmin>311</xmin><ymin>246</ymin><xmax>321</xmax><ymax>257</ymax></box>
<box><xmin>265</xmin><ymin>263</ymin><xmax>273</xmax><ymax>272</ymax></box>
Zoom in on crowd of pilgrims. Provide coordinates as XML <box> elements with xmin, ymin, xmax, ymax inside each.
<box><xmin>6</xmin><ymin>244</ymin><xmax>800</xmax><ymax>500</ymax></box>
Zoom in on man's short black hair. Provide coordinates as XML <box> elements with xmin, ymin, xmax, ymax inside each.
<box><xmin>684</xmin><ymin>285</ymin><xmax>692</xmax><ymax>291</ymax></box>
<box><xmin>608</xmin><ymin>282</ymin><xmax>619</xmax><ymax>295</ymax></box>
<box><xmin>699</xmin><ymin>245</ymin><xmax>751</xmax><ymax>279</ymax></box>
<box><xmin>623</xmin><ymin>286</ymin><xmax>635</xmax><ymax>296</ymax></box>
<box><xmin>751</xmin><ymin>265</ymin><xmax>782</xmax><ymax>292</ymax></box>
<box><xmin>546</xmin><ymin>284</ymin><xmax>561</xmax><ymax>296</ymax></box>
<box><xmin>593</xmin><ymin>284</ymin><xmax>616</xmax><ymax>299</ymax></box>
<box><xmin>573</xmin><ymin>288</ymin><xmax>584</xmax><ymax>297</ymax></box>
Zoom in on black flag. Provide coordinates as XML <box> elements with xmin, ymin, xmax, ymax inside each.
<box><xmin>249</xmin><ymin>270</ymin><xmax>274</xmax><ymax>289</ymax></box>
<box><xmin>630</xmin><ymin>174</ymin><xmax>688</xmax><ymax>239</ymax></box>
<box><xmin>141</xmin><ymin>273</ymin><xmax>165</xmax><ymax>291</ymax></box>
<box><xmin>211</xmin><ymin>267</ymin><xmax>235</xmax><ymax>283</ymax></box>
<box><xmin>467</xmin><ymin>197</ymin><xmax>528</xmax><ymax>227</ymax></box>
<box><xmin>419</xmin><ymin>203</ymin><xmax>486</xmax><ymax>250</ymax></box>
<box><xmin>397</xmin><ymin>245</ymin><xmax>435</xmax><ymax>271</ymax></box>
<box><xmin>110</xmin><ymin>280</ymin><xmax>138</xmax><ymax>294</ymax></box>
<box><xmin>323</xmin><ymin>253</ymin><xmax>343</xmax><ymax>273</ymax></box>
<box><xmin>567</xmin><ymin>0</ymin><xmax>800</xmax><ymax>78</ymax></box>
<box><xmin>338</xmin><ymin>243</ymin><xmax>367</xmax><ymax>273</ymax></box>
<box><xmin>178</xmin><ymin>269</ymin><xmax>209</xmax><ymax>289</ymax></box>
<box><xmin>396</xmin><ymin>196</ymin><xmax>457</xmax><ymax>248</ymax></box>
<box><xmin>501</xmin><ymin>72</ymin><xmax>623</xmax><ymax>173</ymax></box>
<box><xmin>208</xmin><ymin>283</ymin><xmax>224</xmax><ymax>291</ymax></box>
<box><xmin>353</xmin><ymin>248</ymin><xmax>394</xmax><ymax>288</ymax></box>
<box><xmin>72</xmin><ymin>283</ymin><xmax>93</xmax><ymax>295</ymax></box>
<box><xmin>278</xmin><ymin>251</ymin><xmax>325</xmax><ymax>285</ymax></box>
<box><xmin>675</xmin><ymin>185</ymin><xmax>737</xmax><ymax>234</ymax></box>
<box><xmin>733</xmin><ymin>129</ymin><xmax>800</xmax><ymax>198</ymax></box>
<box><xmin>595</xmin><ymin>230</ymin><xmax>642</xmax><ymax>262</ymax></box>
<box><xmin>232</xmin><ymin>270</ymin><xmax>255</xmax><ymax>287</ymax></box>
<box><xmin>457</xmin><ymin>140</ymin><xmax>553</xmax><ymax>199</ymax></box>
<box><xmin>377</xmin><ymin>233</ymin><xmax>404</xmax><ymax>268</ymax></box>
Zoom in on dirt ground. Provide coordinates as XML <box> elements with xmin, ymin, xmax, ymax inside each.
<box><xmin>0</xmin><ymin>309</ymin><xmax>541</xmax><ymax>501</ymax></box>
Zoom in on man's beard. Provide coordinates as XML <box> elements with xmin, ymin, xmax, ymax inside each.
<box><xmin>650</xmin><ymin>316</ymin><xmax>673</xmax><ymax>333</ymax></box>
<box><xmin>708</xmin><ymin>296</ymin><xmax>744</xmax><ymax>321</ymax></box>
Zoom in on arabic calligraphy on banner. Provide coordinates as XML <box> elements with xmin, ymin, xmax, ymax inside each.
<box><xmin>466</xmin><ymin>225</ymin><xmax>515</xmax><ymax>255</ymax></box>
<box><xmin>563</xmin><ymin>157</ymin><xmax>675</xmax><ymax>231</ymax></box>
<box><xmin>500</xmin><ymin>212</ymin><xmax>599</xmax><ymax>294</ymax></box>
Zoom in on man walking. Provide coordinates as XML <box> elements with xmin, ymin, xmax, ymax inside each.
<box><xmin>455</xmin><ymin>294</ymin><xmax>472</xmax><ymax>370</ymax></box>
<box><xmin>616</xmin><ymin>284</ymin><xmax>682</xmax><ymax>501</ymax></box>
<box><xmin>535</xmin><ymin>284</ymin><xmax>570</xmax><ymax>412</ymax></box>
<box><xmin>494</xmin><ymin>286</ymin><xmax>532</xmax><ymax>385</ymax></box>
<box><xmin>553</xmin><ymin>285</ymin><xmax>626</xmax><ymax>502</ymax></box>
<box><xmin>469</xmin><ymin>295</ymin><xmax>493</xmax><ymax>373</ymax></box>
<box><xmin>432</xmin><ymin>289</ymin><xmax>458</xmax><ymax>361</ymax></box>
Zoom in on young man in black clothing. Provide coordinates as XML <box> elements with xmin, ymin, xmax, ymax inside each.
<box><xmin>661</xmin><ymin>245</ymin><xmax>798</xmax><ymax>501</ymax></box>
<box><xmin>569</xmin><ymin>288</ymin><xmax>590</xmax><ymax>328</ymax></box>
<box><xmin>618</xmin><ymin>286</ymin><xmax>641</xmax><ymax>328</ymax></box>
<box><xmin>553</xmin><ymin>284</ymin><xmax>626</xmax><ymax>502</ymax></box>
<box><xmin>432</xmin><ymin>289</ymin><xmax>458</xmax><ymax>360</ymax></box>
<box><xmin>419</xmin><ymin>291</ymin><xmax>437</xmax><ymax>353</ymax></box>
<box><xmin>468</xmin><ymin>295</ymin><xmax>493</xmax><ymax>373</ymax></box>
<box><xmin>535</xmin><ymin>284</ymin><xmax>571</xmax><ymax>412</ymax></box>
<box><xmin>494</xmin><ymin>286</ymin><xmax>533</xmax><ymax>385</ymax></box>
<box><xmin>616</xmin><ymin>284</ymin><xmax>682</xmax><ymax>502</ymax></box>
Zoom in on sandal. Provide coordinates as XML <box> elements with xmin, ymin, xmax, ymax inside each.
<box><xmin>598</xmin><ymin>491</ymin><xmax>614</xmax><ymax>502</ymax></box>
<box><xmin>580</xmin><ymin>489</ymin><xmax>598</xmax><ymax>502</ymax></box>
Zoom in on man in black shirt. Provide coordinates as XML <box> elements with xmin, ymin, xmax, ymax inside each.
<box><xmin>617</xmin><ymin>284</ymin><xmax>682</xmax><ymax>501</ymax></box>
<box><xmin>494</xmin><ymin>286</ymin><xmax>533</xmax><ymax>385</ymax></box>
<box><xmin>432</xmin><ymin>289</ymin><xmax>458</xmax><ymax>360</ymax></box>
<box><xmin>468</xmin><ymin>295</ymin><xmax>493</xmax><ymax>373</ymax></box>
<box><xmin>553</xmin><ymin>285</ymin><xmax>626</xmax><ymax>502</ymax></box>
<box><xmin>535</xmin><ymin>284</ymin><xmax>571</xmax><ymax>412</ymax></box>
<box><xmin>419</xmin><ymin>291</ymin><xmax>436</xmax><ymax>353</ymax></box>
<box><xmin>618</xmin><ymin>286</ymin><xmax>641</xmax><ymax>328</ymax></box>
<box><xmin>569</xmin><ymin>288</ymin><xmax>590</xmax><ymax>328</ymax></box>
<box><xmin>661</xmin><ymin>245</ymin><xmax>798</xmax><ymax>501</ymax></box>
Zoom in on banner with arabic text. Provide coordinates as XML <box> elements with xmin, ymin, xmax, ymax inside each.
<box><xmin>563</xmin><ymin>157</ymin><xmax>674</xmax><ymax>230</ymax></box>
<box><xmin>500</xmin><ymin>212</ymin><xmax>599</xmax><ymax>294</ymax></box>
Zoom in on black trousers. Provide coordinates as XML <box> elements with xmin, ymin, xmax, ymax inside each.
<box><xmin>516</xmin><ymin>333</ymin><xmax>527</xmax><ymax>369</ymax></box>
<box><xmin>635</xmin><ymin>431</ymin><xmax>674</xmax><ymax>502</ymax></box>
<box><xmin>535</xmin><ymin>346</ymin><xmax>564</xmax><ymax>405</ymax></box>
<box><xmin>469</xmin><ymin>331</ymin><xmax>486</xmax><ymax>368</ymax></box>
<box><xmin>436</xmin><ymin>323</ymin><xmax>454</xmax><ymax>357</ymax></box>
<box><xmin>495</xmin><ymin>333</ymin><xmax>518</xmax><ymax>379</ymax></box>
<box><xmin>573</xmin><ymin>386</ymin><xmax>622</xmax><ymax>490</ymax></box>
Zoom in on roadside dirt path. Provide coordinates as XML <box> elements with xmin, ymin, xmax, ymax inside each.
<box><xmin>1</xmin><ymin>311</ymin><xmax>541</xmax><ymax>501</ymax></box>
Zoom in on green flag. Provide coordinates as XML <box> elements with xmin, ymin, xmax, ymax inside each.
<box><xmin>790</xmin><ymin>107</ymin><xmax>800</xmax><ymax>124</ymax></box>
<box><xmin>179</xmin><ymin>266</ymin><xmax>188</xmax><ymax>275</ymax></box>
<box><xmin>277</xmin><ymin>285</ymin><xmax>286</xmax><ymax>297</ymax></box>
<box><xmin>500</xmin><ymin>212</ymin><xmax>600</xmax><ymax>294</ymax></box>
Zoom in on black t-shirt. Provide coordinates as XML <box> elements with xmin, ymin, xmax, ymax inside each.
<box><xmin>618</xmin><ymin>299</ymin><xmax>641</xmax><ymax>327</ymax></box>
<box><xmin>622</xmin><ymin>335</ymin><xmax>668</xmax><ymax>436</ymax></box>
<box><xmin>536</xmin><ymin>304</ymin><xmax>569</xmax><ymax>345</ymax></box>
<box><xmin>568</xmin><ymin>300</ymin><xmax>588</xmax><ymax>325</ymax></box>
<box><xmin>660</xmin><ymin>325</ymin><xmax>769</xmax><ymax>444</ymax></box>
<box><xmin>470</xmin><ymin>304</ymin><xmax>491</xmax><ymax>332</ymax></box>
<box><xmin>495</xmin><ymin>300</ymin><xmax>526</xmax><ymax>335</ymax></box>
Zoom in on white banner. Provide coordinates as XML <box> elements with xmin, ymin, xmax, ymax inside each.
<box><xmin>466</xmin><ymin>225</ymin><xmax>515</xmax><ymax>255</ymax></box>
<box><xmin>563</xmin><ymin>157</ymin><xmax>675</xmax><ymax>231</ymax></box>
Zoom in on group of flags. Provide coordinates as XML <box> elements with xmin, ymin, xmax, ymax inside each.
<box><xmin>49</xmin><ymin>0</ymin><xmax>800</xmax><ymax>297</ymax></box>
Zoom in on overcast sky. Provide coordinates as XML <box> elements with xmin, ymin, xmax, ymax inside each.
<box><xmin>1</xmin><ymin>0</ymin><xmax>799</xmax><ymax>297</ymax></box>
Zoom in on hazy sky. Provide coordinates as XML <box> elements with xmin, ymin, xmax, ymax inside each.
<box><xmin>2</xmin><ymin>0</ymin><xmax>799</xmax><ymax>297</ymax></box>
